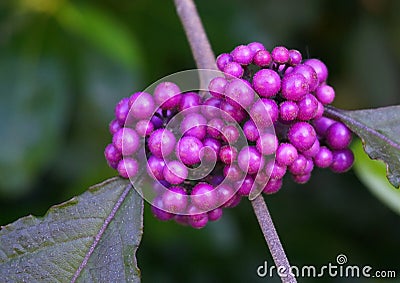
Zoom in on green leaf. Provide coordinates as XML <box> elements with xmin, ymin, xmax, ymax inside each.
<box><xmin>324</xmin><ymin>105</ymin><xmax>400</xmax><ymax>188</ymax></box>
<box><xmin>0</xmin><ymin>177</ymin><xmax>143</xmax><ymax>282</ymax></box>
<box><xmin>352</xmin><ymin>140</ymin><xmax>400</xmax><ymax>215</ymax></box>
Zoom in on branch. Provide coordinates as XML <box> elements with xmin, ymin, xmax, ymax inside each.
<box><xmin>251</xmin><ymin>195</ymin><xmax>297</xmax><ymax>283</ymax></box>
<box><xmin>173</xmin><ymin>0</ymin><xmax>217</xmax><ymax>70</ymax></box>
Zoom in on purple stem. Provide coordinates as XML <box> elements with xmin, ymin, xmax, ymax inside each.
<box><xmin>173</xmin><ymin>1</ymin><xmax>296</xmax><ymax>282</ymax></box>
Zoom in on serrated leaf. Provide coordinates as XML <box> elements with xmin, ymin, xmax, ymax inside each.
<box><xmin>0</xmin><ymin>177</ymin><xmax>143</xmax><ymax>283</ymax></box>
<box><xmin>325</xmin><ymin>105</ymin><xmax>400</xmax><ymax>188</ymax></box>
<box><xmin>352</xmin><ymin>140</ymin><xmax>400</xmax><ymax>215</ymax></box>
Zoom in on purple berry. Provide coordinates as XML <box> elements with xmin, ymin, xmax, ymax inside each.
<box><xmin>256</xmin><ymin>133</ymin><xmax>278</xmax><ymax>155</ymax></box>
<box><xmin>219</xmin><ymin>145</ymin><xmax>238</xmax><ymax>165</ymax></box>
<box><xmin>330</xmin><ymin>149</ymin><xmax>354</xmax><ymax>173</ymax></box>
<box><xmin>266</xmin><ymin>160</ymin><xmax>287</xmax><ymax>179</ymax></box>
<box><xmin>223</xmin><ymin>164</ymin><xmax>243</xmax><ymax>182</ymax></box>
<box><xmin>201</xmin><ymin>97</ymin><xmax>222</xmax><ymax>120</ymax></box>
<box><xmin>314</xmin><ymin>101</ymin><xmax>325</xmax><ymax>119</ymax></box>
<box><xmin>162</xmin><ymin>186</ymin><xmax>188</xmax><ymax>214</ymax></box>
<box><xmin>216</xmin><ymin>184</ymin><xmax>236</xmax><ymax>207</ymax></box>
<box><xmin>129</xmin><ymin>92</ymin><xmax>155</xmax><ymax>119</ymax></box>
<box><xmin>243</xmin><ymin>120</ymin><xmax>260</xmax><ymax>142</ymax></box>
<box><xmin>314</xmin><ymin>146</ymin><xmax>333</xmax><ymax>168</ymax></box>
<box><xmin>112</xmin><ymin>127</ymin><xmax>140</xmax><ymax>156</ymax></box>
<box><xmin>237</xmin><ymin>174</ymin><xmax>254</xmax><ymax>196</ymax></box>
<box><xmin>135</xmin><ymin>120</ymin><xmax>154</xmax><ymax>137</ymax></box>
<box><xmin>231</xmin><ymin>45</ymin><xmax>253</xmax><ymax>65</ymax></box>
<box><xmin>191</xmin><ymin>182</ymin><xmax>218</xmax><ymax>211</ymax></box>
<box><xmin>187</xmin><ymin>205</ymin><xmax>209</xmax><ymax>229</ymax></box>
<box><xmin>224</xmin><ymin>79</ymin><xmax>255</xmax><ymax>109</ymax></box>
<box><xmin>201</xmin><ymin>137</ymin><xmax>221</xmax><ymax>162</ymax></box>
<box><xmin>117</xmin><ymin>157</ymin><xmax>139</xmax><ymax>179</ymax></box>
<box><xmin>315</xmin><ymin>84</ymin><xmax>335</xmax><ymax>105</ymax></box>
<box><xmin>288</xmin><ymin>49</ymin><xmax>302</xmax><ymax>66</ymax></box>
<box><xmin>181</xmin><ymin>113</ymin><xmax>207</xmax><ymax>140</ymax></box>
<box><xmin>271</xmin><ymin>46</ymin><xmax>290</xmax><ymax>64</ymax></box>
<box><xmin>301</xmin><ymin>139</ymin><xmax>320</xmax><ymax>158</ymax></box>
<box><xmin>281</xmin><ymin>73</ymin><xmax>309</xmax><ymax>101</ymax></box>
<box><xmin>221</xmin><ymin>124</ymin><xmax>240</xmax><ymax>144</ymax></box>
<box><xmin>151</xmin><ymin>196</ymin><xmax>174</xmax><ymax>221</ymax></box>
<box><xmin>223</xmin><ymin>61</ymin><xmax>244</xmax><ymax>78</ymax></box>
<box><xmin>293</xmin><ymin>64</ymin><xmax>319</xmax><ymax>91</ymax></box>
<box><xmin>208</xmin><ymin>208</ymin><xmax>223</xmax><ymax>222</ymax></box>
<box><xmin>154</xmin><ymin>82</ymin><xmax>182</xmax><ymax>110</ymax></box>
<box><xmin>163</xmin><ymin>160</ymin><xmax>188</xmax><ymax>185</ymax></box>
<box><xmin>238</xmin><ymin>146</ymin><xmax>264</xmax><ymax>174</ymax></box>
<box><xmin>250</xmin><ymin>98</ymin><xmax>279</xmax><ymax>128</ymax></box>
<box><xmin>313</xmin><ymin>116</ymin><xmax>336</xmax><ymax>137</ymax></box>
<box><xmin>148</xmin><ymin>128</ymin><xmax>176</xmax><ymax>158</ymax></box>
<box><xmin>176</xmin><ymin>136</ymin><xmax>203</xmax><ymax>165</ymax></box>
<box><xmin>216</xmin><ymin>53</ymin><xmax>233</xmax><ymax>71</ymax></box>
<box><xmin>287</xmin><ymin>122</ymin><xmax>317</xmax><ymax>151</ymax></box>
<box><xmin>109</xmin><ymin>119</ymin><xmax>121</xmax><ymax>135</ymax></box>
<box><xmin>207</xmin><ymin>118</ymin><xmax>225</xmax><ymax>139</ymax></box>
<box><xmin>179</xmin><ymin>92</ymin><xmax>201</xmax><ymax>114</ymax></box>
<box><xmin>325</xmin><ymin>122</ymin><xmax>352</xmax><ymax>150</ymax></box>
<box><xmin>247</xmin><ymin>42</ymin><xmax>265</xmax><ymax>56</ymax></box>
<box><xmin>292</xmin><ymin>173</ymin><xmax>311</xmax><ymax>184</ymax></box>
<box><xmin>279</xmin><ymin>101</ymin><xmax>299</xmax><ymax>121</ymax></box>
<box><xmin>276</xmin><ymin>143</ymin><xmax>298</xmax><ymax>166</ymax></box>
<box><xmin>253</xmin><ymin>50</ymin><xmax>272</xmax><ymax>67</ymax></box>
<box><xmin>220</xmin><ymin>100</ymin><xmax>246</xmax><ymax>123</ymax></box>
<box><xmin>262</xmin><ymin>178</ymin><xmax>283</xmax><ymax>194</ymax></box>
<box><xmin>147</xmin><ymin>155</ymin><xmax>166</xmax><ymax>180</ymax></box>
<box><xmin>304</xmin><ymin>58</ymin><xmax>328</xmax><ymax>84</ymax></box>
<box><xmin>114</xmin><ymin>97</ymin><xmax>130</xmax><ymax>125</ymax></box>
<box><xmin>297</xmin><ymin>94</ymin><xmax>319</xmax><ymax>121</ymax></box>
<box><xmin>252</xmin><ymin>69</ymin><xmax>281</xmax><ymax>97</ymax></box>
<box><xmin>209</xmin><ymin>77</ymin><xmax>227</xmax><ymax>99</ymax></box>
<box><xmin>104</xmin><ymin>143</ymin><xmax>122</xmax><ymax>164</ymax></box>
<box><xmin>288</xmin><ymin>154</ymin><xmax>308</xmax><ymax>175</ymax></box>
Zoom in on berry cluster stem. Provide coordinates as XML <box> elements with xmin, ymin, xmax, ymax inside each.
<box><xmin>174</xmin><ymin>0</ymin><xmax>217</xmax><ymax>70</ymax></box>
<box><xmin>251</xmin><ymin>195</ymin><xmax>297</xmax><ymax>283</ymax></box>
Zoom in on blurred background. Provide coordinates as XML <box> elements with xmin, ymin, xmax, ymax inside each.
<box><xmin>0</xmin><ymin>0</ymin><xmax>399</xmax><ymax>282</ymax></box>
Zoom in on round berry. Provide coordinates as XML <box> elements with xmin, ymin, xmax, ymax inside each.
<box><xmin>216</xmin><ymin>184</ymin><xmax>236</xmax><ymax>207</ymax></box>
<box><xmin>287</xmin><ymin>122</ymin><xmax>317</xmax><ymax>151</ymax></box>
<box><xmin>154</xmin><ymin>82</ymin><xmax>182</xmax><ymax>109</ymax></box>
<box><xmin>104</xmin><ymin>143</ymin><xmax>122</xmax><ymax>164</ymax></box>
<box><xmin>114</xmin><ymin>97</ymin><xmax>130</xmax><ymax>125</ymax></box>
<box><xmin>151</xmin><ymin>196</ymin><xmax>174</xmax><ymax>221</ymax></box>
<box><xmin>253</xmin><ymin>50</ymin><xmax>272</xmax><ymax>67</ymax></box>
<box><xmin>288</xmin><ymin>154</ymin><xmax>308</xmax><ymax>175</ymax></box>
<box><xmin>262</xmin><ymin>178</ymin><xmax>283</xmax><ymax>194</ymax></box>
<box><xmin>252</xmin><ymin>69</ymin><xmax>281</xmax><ymax>97</ymax></box>
<box><xmin>288</xmin><ymin>49</ymin><xmax>302</xmax><ymax>66</ymax></box>
<box><xmin>109</xmin><ymin>119</ymin><xmax>121</xmax><ymax>135</ymax></box>
<box><xmin>237</xmin><ymin>174</ymin><xmax>254</xmax><ymax>196</ymax></box>
<box><xmin>221</xmin><ymin>124</ymin><xmax>240</xmax><ymax>144</ymax></box>
<box><xmin>292</xmin><ymin>173</ymin><xmax>311</xmax><ymax>184</ymax></box>
<box><xmin>301</xmin><ymin>139</ymin><xmax>320</xmax><ymax>158</ymax></box>
<box><xmin>148</xmin><ymin>128</ymin><xmax>176</xmax><ymax>158</ymax></box>
<box><xmin>281</xmin><ymin>73</ymin><xmax>309</xmax><ymax>101</ymax></box>
<box><xmin>162</xmin><ymin>186</ymin><xmax>188</xmax><ymax>214</ymax></box>
<box><xmin>223</xmin><ymin>164</ymin><xmax>243</xmax><ymax>182</ymax></box>
<box><xmin>243</xmin><ymin>120</ymin><xmax>260</xmax><ymax>142</ymax></box>
<box><xmin>208</xmin><ymin>208</ymin><xmax>223</xmax><ymax>222</ymax></box>
<box><xmin>231</xmin><ymin>45</ymin><xmax>253</xmax><ymax>65</ymax></box>
<box><xmin>201</xmin><ymin>137</ymin><xmax>221</xmax><ymax>162</ymax></box>
<box><xmin>314</xmin><ymin>146</ymin><xmax>333</xmax><ymax>168</ymax></box>
<box><xmin>304</xmin><ymin>58</ymin><xmax>328</xmax><ymax>83</ymax></box>
<box><xmin>129</xmin><ymin>92</ymin><xmax>155</xmax><ymax>119</ymax></box>
<box><xmin>223</xmin><ymin>61</ymin><xmax>244</xmax><ymax>78</ymax></box>
<box><xmin>216</xmin><ymin>53</ymin><xmax>233</xmax><ymax>71</ymax></box>
<box><xmin>147</xmin><ymin>155</ymin><xmax>166</xmax><ymax>180</ymax></box>
<box><xmin>201</xmin><ymin>97</ymin><xmax>221</xmax><ymax>119</ymax></box>
<box><xmin>163</xmin><ymin>160</ymin><xmax>188</xmax><ymax>185</ymax></box>
<box><xmin>315</xmin><ymin>84</ymin><xmax>335</xmax><ymax>105</ymax></box>
<box><xmin>256</xmin><ymin>133</ymin><xmax>278</xmax><ymax>155</ymax></box>
<box><xmin>297</xmin><ymin>94</ymin><xmax>319</xmax><ymax>121</ymax></box>
<box><xmin>181</xmin><ymin>113</ymin><xmax>207</xmax><ymax>140</ymax></box>
<box><xmin>224</xmin><ymin>79</ymin><xmax>255</xmax><ymax>109</ymax></box>
<box><xmin>293</xmin><ymin>64</ymin><xmax>319</xmax><ymax>91</ymax></box>
<box><xmin>325</xmin><ymin>122</ymin><xmax>352</xmax><ymax>150</ymax></box>
<box><xmin>117</xmin><ymin>157</ymin><xmax>139</xmax><ymax>179</ymax></box>
<box><xmin>247</xmin><ymin>42</ymin><xmax>265</xmax><ymax>56</ymax></box>
<box><xmin>179</xmin><ymin>92</ymin><xmax>200</xmax><ymax>114</ymax></box>
<box><xmin>176</xmin><ymin>136</ymin><xmax>203</xmax><ymax>165</ymax></box>
<box><xmin>271</xmin><ymin>46</ymin><xmax>290</xmax><ymax>64</ymax></box>
<box><xmin>238</xmin><ymin>146</ymin><xmax>264</xmax><ymax>174</ymax></box>
<box><xmin>313</xmin><ymin>116</ymin><xmax>336</xmax><ymax>137</ymax></box>
<box><xmin>191</xmin><ymin>183</ymin><xmax>218</xmax><ymax>211</ymax></box>
<box><xmin>279</xmin><ymin>101</ymin><xmax>299</xmax><ymax>121</ymax></box>
<box><xmin>219</xmin><ymin>145</ymin><xmax>238</xmax><ymax>165</ymax></box>
<box><xmin>187</xmin><ymin>205</ymin><xmax>209</xmax><ymax>229</ymax></box>
<box><xmin>113</xmin><ymin>127</ymin><xmax>140</xmax><ymax>156</ymax></box>
<box><xmin>266</xmin><ymin>160</ymin><xmax>287</xmax><ymax>179</ymax></box>
<box><xmin>276</xmin><ymin>143</ymin><xmax>298</xmax><ymax>166</ymax></box>
<box><xmin>135</xmin><ymin>120</ymin><xmax>154</xmax><ymax>137</ymax></box>
<box><xmin>330</xmin><ymin>149</ymin><xmax>354</xmax><ymax>173</ymax></box>
<box><xmin>220</xmin><ymin>100</ymin><xmax>246</xmax><ymax>123</ymax></box>
<box><xmin>250</xmin><ymin>98</ymin><xmax>278</xmax><ymax>128</ymax></box>
<box><xmin>209</xmin><ymin>77</ymin><xmax>227</xmax><ymax>99</ymax></box>
<box><xmin>207</xmin><ymin>118</ymin><xmax>225</xmax><ymax>139</ymax></box>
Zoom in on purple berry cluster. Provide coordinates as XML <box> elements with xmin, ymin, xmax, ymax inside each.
<box><xmin>104</xmin><ymin>42</ymin><xmax>354</xmax><ymax>229</ymax></box>
<box><xmin>214</xmin><ymin>43</ymin><xmax>354</xmax><ymax>184</ymax></box>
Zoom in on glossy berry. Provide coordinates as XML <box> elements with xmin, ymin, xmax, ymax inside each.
<box><xmin>151</xmin><ymin>196</ymin><xmax>174</xmax><ymax>221</ymax></box>
<box><xmin>104</xmin><ymin>143</ymin><xmax>121</xmax><ymax>164</ymax></box>
<box><xmin>135</xmin><ymin>120</ymin><xmax>154</xmax><ymax>137</ymax></box>
<box><xmin>238</xmin><ymin>146</ymin><xmax>264</xmax><ymax>174</ymax></box>
<box><xmin>287</xmin><ymin>122</ymin><xmax>317</xmax><ymax>151</ymax></box>
<box><xmin>315</xmin><ymin>84</ymin><xmax>335</xmax><ymax>105</ymax></box>
<box><xmin>276</xmin><ymin>143</ymin><xmax>298</xmax><ymax>166</ymax></box>
<box><xmin>247</xmin><ymin>42</ymin><xmax>265</xmax><ymax>56</ymax></box>
<box><xmin>162</xmin><ymin>186</ymin><xmax>188</xmax><ymax>214</ymax></box>
<box><xmin>154</xmin><ymin>82</ymin><xmax>182</xmax><ymax>109</ymax></box>
<box><xmin>271</xmin><ymin>46</ymin><xmax>290</xmax><ymax>64</ymax></box>
<box><xmin>216</xmin><ymin>53</ymin><xmax>233</xmax><ymax>71</ymax></box>
<box><xmin>314</xmin><ymin>146</ymin><xmax>333</xmax><ymax>168</ymax></box>
<box><xmin>256</xmin><ymin>133</ymin><xmax>278</xmax><ymax>155</ymax></box>
<box><xmin>219</xmin><ymin>145</ymin><xmax>238</xmax><ymax>165</ymax></box>
<box><xmin>237</xmin><ymin>175</ymin><xmax>254</xmax><ymax>196</ymax></box>
<box><xmin>163</xmin><ymin>160</ymin><xmax>188</xmax><ymax>185</ymax></box>
<box><xmin>208</xmin><ymin>208</ymin><xmax>223</xmax><ymax>222</ymax></box>
<box><xmin>223</xmin><ymin>164</ymin><xmax>243</xmax><ymax>182</ymax></box>
<box><xmin>176</xmin><ymin>136</ymin><xmax>203</xmax><ymax>165</ymax></box>
<box><xmin>209</xmin><ymin>77</ymin><xmax>228</xmax><ymax>98</ymax></box>
<box><xmin>288</xmin><ymin>49</ymin><xmax>302</xmax><ymax>66</ymax></box>
<box><xmin>179</xmin><ymin>92</ymin><xmax>201</xmax><ymax>114</ymax></box>
<box><xmin>330</xmin><ymin>149</ymin><xmax>354</xmax><ymax>173</ymax></box>
<box><xmin>201</xmin><ymin>97</ymin><xmax>221</xmax><ymax>120</ymax></box>
<box><xmin>148</xmin><ymin>128</ymin><xmax>176</xmax><ymax>158</ymax></box>
<box><xmin>325</xmin><ymin>122</ymin><xmax>352</xmax><ymax>149</ymax></box>
<box><xmin>221</xmin><ymin>124</ymin><xmax>240</xmax><ymax>144</ymax></box>
<box><xmin>181</xmin><ymin>113</ymin><xmax>207</xmax><ymax>140</ymax></box>
<box><xmin>223</xmin><ymin>61</ymin><xmax>244</xmax><ymax>78</ymax></box>
<box><xmin>281</xmin><ymin>73</ymin><xmax>309</xmax><ymax>101</ymax></box>
<box><xmin>253</xmin><ymin>50</ymin><xmax>272</xmax><ymax>67</ymax></box>
<box><xmin>191</xmin><ymin>183</ymin><xmax>218</xmax><ymax>211</ymax></box>
<box><xmin>279</xmin><ymin>101</ymin><xmax>299</xmax><ymax>121</ymax></box>
<box><xmin>313</xmin><ymin>116</ymin><xmax>336</xmax><ymax>137</ymax></box>
<box><xmin>293</xmin><ymin>64</ymin><xmax>319</xmax><ymax>91</ymax></box>
<box><xmin>304</xmin><ymin>58</ymin><xmax>328</xmax><ymax>83</ymax></box>
<box><xmin>147</xmin><ymin>155</ymin><xmax>166</xmax><ymax>180</ymax></box>
<box><xmin>297</xmin><ymin>94</ymin><xmax>319</xmax><ymax>121</ymax></box>
<box><xmin>109</xmin><ymin>119</ymin><xmax>121</xmax><ymax>135</ymax></box>
<box><xmin>243</xmin><ymin>120</ymin><xmax>260</xmax><ymax>141</ymax></box>
<box><xmin>112</xmin><ymin>128</ymin><xmax>140</xmax><ymax>156</ymax></box>
<box><xmin>262</xmin><ymin>178</ymin><xmax>283</xmax><ymax>194</ymax></box>
<box><xmin>117</xmin><ymin>157</ymin><xmax>139</xmax><ymax>179</ymax></box>
<box><xmin>129</xmin><ymin>92</ymin><xmax>155</xmax><ymax>120</ymax></box>
<box><xmin>231</xmin><ymin>45</ymin><xmax>253</xmax><ymax>65</ymax></box>
<box><xmin>250</xmin><ymin>98</ymin><xmax>278</xmax><ymax>128</ymax></box>
<box><xmin>252</xmin><ymin>69</ymin><xmax>281</xmax><ymax>97</ymax></box>
<box><xmin>224</xmin><ymin>79</ymin><xmax>254</xmax><ymax>109</ymax></box>
<box><xmin>207</xmin><ymin>118</ymin><xmax>225</xmax><ymax>139</ymax></box>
